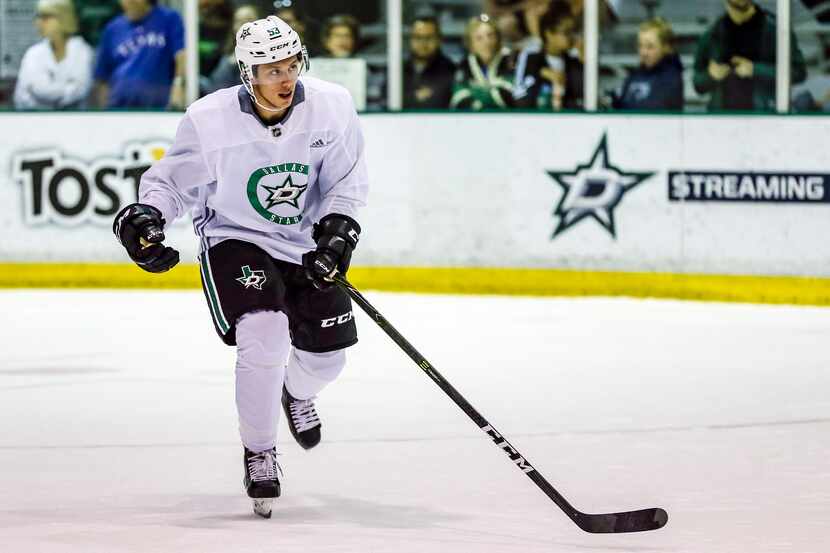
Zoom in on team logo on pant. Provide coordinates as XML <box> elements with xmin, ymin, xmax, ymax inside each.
<box><xmin>236</xmin><ymin>265</ymin><xmax>267</xmax><ymax>290</ymax></box>
<box><xmin>546</xmin><ymin>133</ymin><xmax>654</xmax><ymax>239</ymax></box>
<box><xmin>321</xmin><ymin>311</ymin><xmax>353</xmax><ymax>328</ymax></box>
<box><xmin>247</xmin><ymin>162</ymin><xmax>309</xmax><ymax>225</ymax></box>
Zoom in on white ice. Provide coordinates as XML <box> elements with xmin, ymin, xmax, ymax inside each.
<box><xmin>1</xmin><ymin>290</ymin><xmax>828</xmax><ymax>552</ymax></box>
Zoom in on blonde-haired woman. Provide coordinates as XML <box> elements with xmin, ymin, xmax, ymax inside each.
<box><xmin>14</xmin><ymin>0</ymin><xmax>93</xmax><ymax>109</ymax></box>
<box><xmin>451</xmin><ymin>15</ymin><xmax>515</xmax><ymax>110</ymax></box>
<box><xmin>611</xmin><ymin>17</ymin><xmax>683</xmax><ymax>111</ymax></box>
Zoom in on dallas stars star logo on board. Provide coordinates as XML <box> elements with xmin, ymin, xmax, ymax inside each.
<box><xmin>546</xmin><ymin>133</ymin><xmax>654</xmax><ymax>239</ymax></box>
<box><xmin>262</xmin><ymin>175</ymin><xmax>307</xmax><ymax>210</ymax></box>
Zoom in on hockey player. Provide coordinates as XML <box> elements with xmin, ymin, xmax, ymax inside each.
<box><xmin>112</xmin><ymin>15</ymin><xmax>368</xmax><ymax>518</ymax></box>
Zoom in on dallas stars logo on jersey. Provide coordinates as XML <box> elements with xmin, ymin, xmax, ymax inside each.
<box><xmin>236</xmin><ymin>265</ymin><xmax>267</xmax><ymax>290</ymax></box>
<box><xmin>247</xmin><ymin>163</ymin><xmax>309</xmax><ymax>225</ymax></box>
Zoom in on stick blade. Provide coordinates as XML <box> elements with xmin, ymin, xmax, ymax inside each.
<box><xmin>575</xmin><ymin>507</ymin><xmax>668</xmax><ymax>533</ymax></box>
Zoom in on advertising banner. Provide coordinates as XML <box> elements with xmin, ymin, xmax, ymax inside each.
<box><xmin>1</xmin><ymin>111</ymin><xmax>828</xmax><ymax>277</ymax></box>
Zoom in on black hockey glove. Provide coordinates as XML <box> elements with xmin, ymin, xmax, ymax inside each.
<box><xmin>302</xmin><ymin>214</ymin><xmax>361</xmax><ymax>288</ymax></box>
<box><xmin>113</xmin><ymin>203</ymin><xmax>180</xmax><ymax>273</ymax></box>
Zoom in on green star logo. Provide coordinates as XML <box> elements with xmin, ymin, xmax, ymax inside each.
<box><xmin>246</xmin><ymin>162</ymin><xmax>309</xmax><ymax>225</ymax></box>
<box><xmin>236</xmin><ymin>265</ymin><xmax>267</xmax><ymax>290</ymax></box>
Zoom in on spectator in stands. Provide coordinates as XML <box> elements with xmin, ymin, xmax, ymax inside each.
<box><xmin>403</xmin><ymin>13</ymin><xmax>456</xmax><ymax>109</ymax></box>
<box><xmin>321</xmin><ymin>14</ymin><xmax>360</xmax><ymax>58</ymax></box>
<box><xmin>205</xmin><ymin>3</ymin><xmax>260</xmax><ymax>94</ymax></box>
<box><xmin>318</xmin><ymin>13</ymin><xmax>387</xmax><ymax>111</ymax></box>
<box><xmin>513</xmin><ymin>3</ymin><xmax>582</xmax><ymax>110</ymax></box>
<box><xmin>484</xmin><ymin>0</ymin><xmax>616</xmax><ymax>55</ymax></box>
<box><xmin>491</xmin><ymin>0</ymin><xmax>549</xmax><ymax>54</ymax></box>
<box><xmin>493</xmin><ymin>10</ymin><xmax>527</xmax><ymax>55</ymax></box>
<box><xmin>74</xmin><ymin>0</ymin><xmax>120</xmax><ymax>47</ymax></box>
<box><xmin>792</xmin><ymin>59</ymin><xmax>830</xmax><ymax>111</ymax></box>
<box><xmin>611</xmin><ymin>17</ymin><xmax>683</xmax><ymax>111</ymax></box>
<box><xmin>693</xmin><ymin>0</ymin><xmax>806</xmax><ymax>111</ymax></box>
<box><xmin>451</xmin><ymin>15</ymin><xmax>515</xmax><ymax>110</ymax></box>
<box><xmin>199</xmin><ymin>0</ymin><xmax>233</xmax><ymax>78</ymax></box>
<box><xmin>14</xmin><ymin>0</ymin><xmax>94</xmax><ymax>110</ymax></box>
<box><xmin>94</xmin><ymin>0</ymin><xmax>186</xmax><ymax>109</ymax></box>
<box><xmin>274</xmin><ymin>5</ymin><xmax>315</xmax><ymax>56</ymax></box>
<box><xmin>484</xmin><ymin>0</ymin><xmax>552</xmax><ymax>52</ymax></box>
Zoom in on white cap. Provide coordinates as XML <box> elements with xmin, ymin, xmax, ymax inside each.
<box><xmin>235</xmin><ymin>15</ymin><xmax>308</xmax><ymax>96</ymax></box>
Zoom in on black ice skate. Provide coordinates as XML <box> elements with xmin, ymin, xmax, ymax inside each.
<box><xmin>243</xmin><ymin>447</ymin><xmax>281</xmax><ymax>518</ymax></box>
<box><xmin>281</xmin><ymin>386</ymin><xmax>322</xmax><ymax>449</ymax></box>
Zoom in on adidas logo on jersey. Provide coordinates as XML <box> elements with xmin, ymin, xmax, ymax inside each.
<box><xmin>310</xmin><ymin>139</ymin><xmax>328</xmax><ymax>148</ymax></box>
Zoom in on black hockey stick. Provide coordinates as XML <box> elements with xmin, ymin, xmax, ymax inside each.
<box><xmin>333</xmin><ymin>274</ymin><xmax>668</xmax><ymax>534</ymax></box>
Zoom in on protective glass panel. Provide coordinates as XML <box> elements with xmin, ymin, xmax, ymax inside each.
<box><xmin>1</xmin><ymin>0</ymin><xmax>39</xmax><ymax>108</ymax></box>
<box><xmin>600</xmin><ymin>0</ymin><xmax>782</xmax><ymax>112</ymax></box>
<box><xmin>791</xmin><ymin>0</ymin><xmax>830</xmax><ymax>113</ymax></box>
<box><xmin>507</xmin><ymin>0</ymin><xmax>586</xmax><ymax>111</ymax></box>
<box><xmin>199</xmin><ymin>0</ymin><xmax>247</xmax><ymax>98</ymax></box>
<box><xmin>252</xmin><ymin>0</ymin><xmax>388</xmax><ymax>112</ymax></box>
<box><xmin>402</xmin><ymin>0</ymin><xmax>467</xmax><ymax>110</ymax></box>
<box><xmin>402</xmin><ymin>0</ymin><xmax>588</xmax><ymax>112</ymax></box>
<box><xmin>4</xmin><ymin>0</ymin><xmax>189</xmax><ymax>111</ymax></box>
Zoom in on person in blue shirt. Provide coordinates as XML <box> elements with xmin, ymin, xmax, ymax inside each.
<box><xmin>94</xmin><ymin>0</ymin><xmax>185</xmax><ymax>108</ymax></box>
<box><xmin>612</xmin><ymin>17</ymin><xmax>683</xmax><ymax>111</ymax></box>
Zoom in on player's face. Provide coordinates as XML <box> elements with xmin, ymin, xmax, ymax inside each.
<box><xmin>253</xmin><ymin>56</ymin><xmax>302</xmax><ymax>111</ymax></box>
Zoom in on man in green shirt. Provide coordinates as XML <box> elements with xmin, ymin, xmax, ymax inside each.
<box><xmin>693</xmin><ymin>0</ymin><xmax>806</xmax><ymax>111</ymax></box>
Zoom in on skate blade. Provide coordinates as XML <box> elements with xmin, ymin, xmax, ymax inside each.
<box><xmin>252</xmin><ymin>498</ymin><xmax>273</xmax><ymax>519</ymax></box>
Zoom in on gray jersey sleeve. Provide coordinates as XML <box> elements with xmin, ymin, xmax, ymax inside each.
<box><xmin>139</xmin><ymin>114</ymin><xmax>214</xmax><ymax>227</ymax></box>
<box><xmin>316</xmin><ymin>105</ymin><xmax>369</xmax><ymax>220</ymax></box>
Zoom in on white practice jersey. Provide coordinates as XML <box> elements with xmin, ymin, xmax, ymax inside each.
<box><xmin>139</xmin><ymin>77</ymin><xmax>369</xmax><ymax>264</ymax></box>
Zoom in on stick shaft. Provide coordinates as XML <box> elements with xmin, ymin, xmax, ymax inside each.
<box><xmin>334</xmin><ymin>275</ymin><xmax>583</xmax><ymax>522</ymax></box>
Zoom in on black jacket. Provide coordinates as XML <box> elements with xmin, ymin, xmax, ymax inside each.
<box><xmin>612</xmin><ymin>54</ymin><xmax>684</xmax><ymax>111</ymax></box>
<box><xmin>403</xmin><ymin>53</ymin><xmax>456</xmax><ymax>109</ymax></box>
<box><xmin>513</xmin><ymin>50</ymin><xmax>583</xmax><ymax>110</ymax></box>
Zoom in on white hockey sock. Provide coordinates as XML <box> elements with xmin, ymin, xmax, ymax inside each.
<box><xmin>284</xmin><ymin>348</ymin><xmax>346</xmax><ymax>400</ymax></box>
<box><xmin>235</xmin><ymin>310</ymin><xmax>290</xmax><ymax>452</ymax></box>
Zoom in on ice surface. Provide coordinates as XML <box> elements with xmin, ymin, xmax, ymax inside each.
<box><xmin>1</xmin><ymin>290</ymin><xmax>828</xmax><ymax>552</ymax></box>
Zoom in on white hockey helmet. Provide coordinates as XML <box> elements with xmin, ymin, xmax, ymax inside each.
<box><xmin>235</xmin><ymin>15</ymin><xmax>309</xmax><ymax>96</ymax></box>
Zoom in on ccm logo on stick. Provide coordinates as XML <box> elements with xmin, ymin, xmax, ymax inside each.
<box><xmin>321</xmin><ymin>311</ymin><xmax>353</xmax><ymax>328</ymax></box>
<box><xmin>482</xmin><ymin>424</ymin><xmax>535</xmax><ymax>474</ymax></box>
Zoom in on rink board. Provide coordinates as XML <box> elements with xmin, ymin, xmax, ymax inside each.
<box><xmin>0</xmin><ymin>110</ymin><xmax>828</xmax><ymax>301</ymax></box>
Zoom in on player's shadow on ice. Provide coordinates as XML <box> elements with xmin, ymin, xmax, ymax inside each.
<box><xmin>185</xmin><ymin>493</ymin><xmax>467</xmax><ymax>529</ymax></box>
